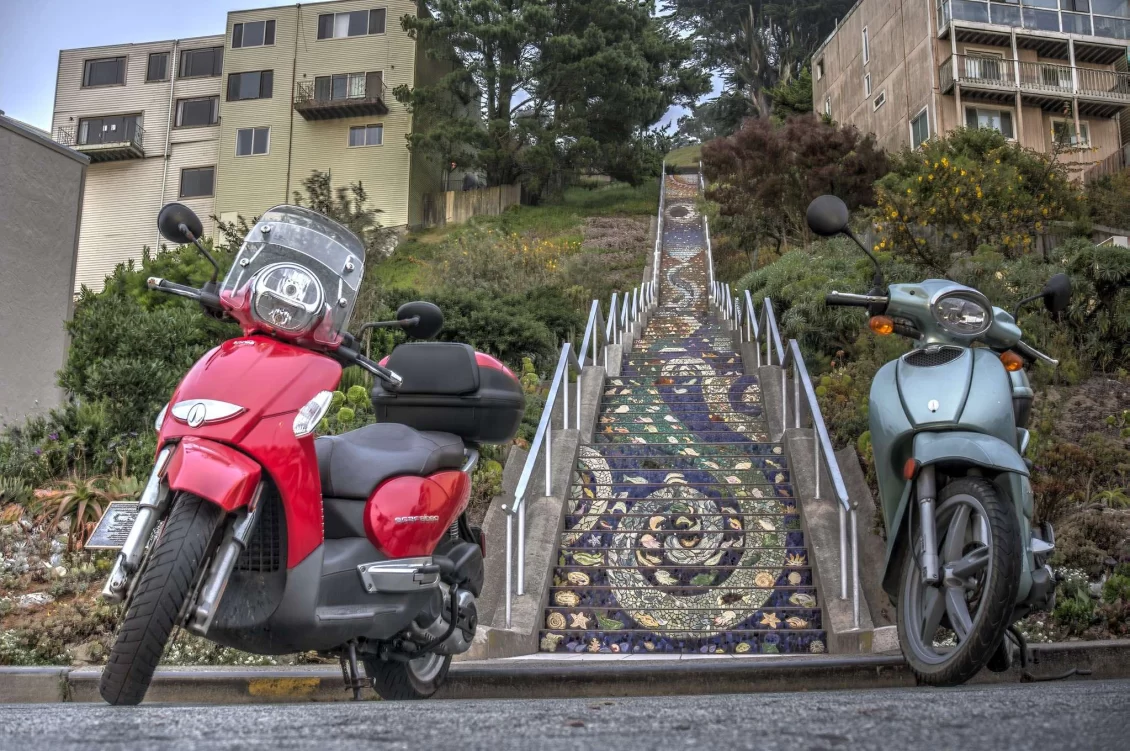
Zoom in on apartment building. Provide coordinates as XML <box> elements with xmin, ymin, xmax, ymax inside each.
<box><xmin>52</xmin><ymin>35</ymin><xmax>225</xmax><ymax>290</ymax></box>
<box><xmin>53</xmin><ymin>0</ymin><xmax>446</xmax><ymax>291</ymax></box>
<box><xmin>811</xmin><ymin>0</ymin><xmax>1129</xmax><ymax>176</ymax></box>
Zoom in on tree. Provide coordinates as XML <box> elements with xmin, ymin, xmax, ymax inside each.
<box><xmin>398</xmin><ymin>1</ymin><xmax>707</xmax><ymax>192</ymax></box>
<box><xmin>677</xmin><ymin>91</ymin><xmax>758</xmax><ymax>142</ymax></box>
<box><xmin>703</xmin><ymin>115</ymin><xmax>888</xmax><ymax>265</ymax></box>
<box><xmin>671</xmin><ymin>1</ymin><xmax>853</xmax><ymax>118</ymax></box>
<box><xmin>873</xmin><ymin>128</ymin><xmax>1082</xmax><ymax>272</ymax></box>
<box><xmin>769</xmin><ymin>66</ymin><xmax>813</xmax><ymax>121</ymax></box>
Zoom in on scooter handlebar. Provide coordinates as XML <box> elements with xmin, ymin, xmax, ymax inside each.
<box><xmin>337</xmin><ymin>345</ymin><xmax>403</xmax><ymax>388</ymax></box>
<box><xmin>147</xmin><ymin>277</ymin><xmax>223</xmax><ymax>310</ymax></box>
<box><xmin>825</xmin><ymin>290</ymin><xmax>889</xmax><ymax>308</ymax></box>
<box><xmin>1015</xmin><ymin>339</ymin><xmax>1058</xmax><ymax>367</ymax></box>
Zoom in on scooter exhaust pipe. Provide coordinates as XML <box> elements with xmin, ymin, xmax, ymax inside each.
<box><xmin>916</xmin><ymin>465</ymin><xmax>940</xmax><ymax>584</ymax></box>
<box><xmin>188</xmin><ymin>483</ymin><xmax>265</xmax><ymax>636</ymax></box>
<box><xmin>102</xmin><ymin>447</ymin><xmax>174</xmax><ymax>603</ymax></box>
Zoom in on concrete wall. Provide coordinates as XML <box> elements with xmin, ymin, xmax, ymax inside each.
<box><xmin>52</xmin><ymin>35</ymin><xmax>223</xmax><ymax>291</ymax></box>
<box><xmin>215</xmin><ymin>0</ymin><xmax>422</xmax><ymax>229</ymax></box>
<box><xmin>0</xmin><ymin>115</ymin><xmax>87</xmax><ymax>423</ymax></box>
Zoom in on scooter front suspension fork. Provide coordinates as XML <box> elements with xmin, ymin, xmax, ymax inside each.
<box><xmin>916</xmin><ymin>466</ymin><xmax>940</xmax><ymax>584</ymax></box>
<box><xmin>102</xmin><ymin>446</ymin><xmax>174</xmax><ymax>603</ymax></box>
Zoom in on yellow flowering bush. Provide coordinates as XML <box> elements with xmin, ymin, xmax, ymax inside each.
<box><xmin>433</xmin><ymin>226</ymin><xmax>581</xmax><ymax>293</ymax></box>
<box><xmin>873</xmin><ymin>128</ymin><xmax>1082</xmax><ymax>272</ymax></box>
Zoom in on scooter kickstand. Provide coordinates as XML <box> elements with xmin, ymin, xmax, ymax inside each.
<box><xmin>340</xmin><ymin>641</ymin><xmax>366</xmax><ymax>701</ymax></box>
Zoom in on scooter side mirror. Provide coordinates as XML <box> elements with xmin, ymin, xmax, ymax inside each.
<box><xmin>806</xmin><ymin>195</ymin><xmax>851</xmax><ymax>237</ymax></box>
<box><xmin>157</xmin><ymin>202</ymin><xmax>205</xmax><ymax>245</ymax></box>
<box><xmin>1042</xmin><ymin>273</ymin><xmax>1072</xmax><ymax>314</ymax></box>
<box><xmin>396</xmin><ymin>301</ymin><xmax>443</xmax><ymax>340</ymax></box>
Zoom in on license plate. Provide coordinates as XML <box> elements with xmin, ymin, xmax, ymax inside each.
<box><xmin>86</xmin><ymin>502</ymin><xmax>141</xmax><ymax>550</ymax></box>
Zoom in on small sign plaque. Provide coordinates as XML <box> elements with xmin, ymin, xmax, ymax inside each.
<box><xmin>86</xmin><ymin>502</ymin><xmax>140</xmax><ymax>550</ymax></box>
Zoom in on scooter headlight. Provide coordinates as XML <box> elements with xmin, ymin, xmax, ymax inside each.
<box><xmin>931</xmin><ymin>293</ymin><xmax>992</xmax><ymax>337</ymax></box>
<box><xmin>251</xmin><ymin>262</ymin><xmax>325</xmax><ymax>334</ymax></box>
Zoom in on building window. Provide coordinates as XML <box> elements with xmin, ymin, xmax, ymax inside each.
<box><xmin>180</xmin><ymin>46</ymin><xmax>223</xmax><ymax>78</ymax></box>
<box><xmin>824</xmin><ymin>96</ymin><xmax>832</xmax><ymax>117</ymax></box>
<box><xmin>317</xmin><ymin>8</ymin><xmax>386</xmax><ymax>39</ymax></box>
<box><xmin>1063</xmin><ymin>0</ymin><xmax>1090</xmax><ymax>11</ymax></box>
<box><xmin>82</xmin><ymin>56</ymin><xmax>126</xmax><ymax>87</ymax></box>
<box><xmin>873</xmin><ymin>91</ymin><xmax>886</xmax><ymax>110</ymax></box>
<box><xmin>816</xmin><ymin>59</ymin><xmax>824</xmax><ymax>81</ymax></box>
<box><xmin>966</xmin><ymin>106</ymin><xmax>1014</xmax><ymax>139</ymax></box>
<box><xmin>77</xmin><ymin>115</ymin><xmax>140</xmax><ymax>145</ymax></box>
<box><xmin>1052</xmin><ymin>118</ymin><xmax>1091</xmax><ymax>148</ymax></box>
<box><xmin>180</xmin><ymin>167</ymin><xmax>215</xmax><ymax>198</ymax></box>
<box><xmin>176</xmin><ymin>96</ymin><xmax>219</xmax><ymax>127</ymax></box>
<box><xmin>236</xmin><ymin>127</ymin><xmax>270</xmax><ymax>156</ymax></box>
<box><xmin>864</xmin><ymin>72</ymin><xmax>872</xmax><ymax>97</ymax></box>
<box><xmin>313</xmin><ymin>71</ymin><xmax>383</xmax><ymax>101</ymax></box>
<box><xmin>348</xmin><ymin>124</ymin><xmax>384</xmax><ymax>147</ymax></box>
<box><xmin>227</xmin><ymin>70</ymin><xmax>274</xmax><ymax>101</ymax></box>
<box><xmin>911</xmin><ymin>108</ymin><xmax>930</xmax><ymax>149</ymax></box>
<box><xmin>146</xmin><ymin>52</ymin><xmax>169</xmax><ymax>82</ymax></box>
<box><xmin>862</xmin><ymin>27</ymin><xmax>870</xmax><ymax>64</ymax></box>
<box><xmin>232</xmin><ymin>19</ymin><xmax>276</xmax><ymax>48</ymax></box>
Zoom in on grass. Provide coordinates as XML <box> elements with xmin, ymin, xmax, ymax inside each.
<box><xmin>375</xmin><ymin>181</ymin><xmax>659</xmax><ymax>291</ymax></box>
<box><xmin>666</xmin><ymin>143</ymin><xmax>703</xmax><ymax>169</ymax></box>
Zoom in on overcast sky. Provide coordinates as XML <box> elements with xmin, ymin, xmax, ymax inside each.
<box><xmin>0</xmin><ymin>0</ymin><xmax>698</xmax><ymax>132</ymax></box>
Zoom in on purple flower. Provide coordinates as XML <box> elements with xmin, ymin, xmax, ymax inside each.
<box><xmin>48</xmin><ymin>432</ymin><xmax>59</xmax><ymax>441</ymax></box>
<box><xmin>33</xmin><ymin>448</ymin><xmax>42</xmax><ymax>456</ymax></box>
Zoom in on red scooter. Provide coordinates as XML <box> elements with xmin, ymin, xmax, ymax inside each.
<box><xmin>97</xmin><ymin>203</ymin><xmax>524</xmax><ymax>705</ymax></box>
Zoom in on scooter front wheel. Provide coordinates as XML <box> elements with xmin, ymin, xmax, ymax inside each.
<box><xmin>897</xmin><ymin>476</ymin><xmax>1020</xmax><ymax>686</ymax></box>
<box><xmin>99</xmin><ymin>493</ymin><xmax>224</xmax><ymax>705</ymax></box>
<box><xmin>364</xmin><ymin>652</ymin><xmax>452</xmax><ymax>700</ymax></box>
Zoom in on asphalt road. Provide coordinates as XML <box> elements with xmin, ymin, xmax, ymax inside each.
<box><xmin>2</xmin><ymin>679</ymin><xmax>1128</xmax><ymax>751</ymax></box>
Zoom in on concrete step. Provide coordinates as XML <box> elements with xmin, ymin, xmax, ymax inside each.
<box><xmin>581</xmin><ymin>444</ymin><xmax>785</xmax><ymax>458</ymax></box>
<box><xmin>538</xmin><ymin>629</ymin><xmax>827</xmax><ymax>655</ymax></box>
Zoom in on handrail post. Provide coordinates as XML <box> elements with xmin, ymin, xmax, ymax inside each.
<box><xmin>781</xmin><ymin>366</ymin><xmax>787</xmax><ymax>431</ymax></box>
<box><xmin>851</xmin><ymin>508</ymin><xmax>860</xmax><ymax>629</ymax></box>
<box><xmin>839</xmin><ymin>504</ymin><xmax>848</xmax><ymax>601</ymax></box>
<box><xmin>793</xmin><ymin>360</ymin><xmax>801</xmax><ymax>429</ymax></box>
<box><xmin>814</xmin><ymin>430</ymin><xmax>821</xmax><ymax>500</ymax></box>
<box><xmin>563</xmin><ymin>363</ymin><xmax>570</xmax><ymax>430</ymax></box>
<box><xmin>505</xmin><ymin>513</ymin><xmax>513</xmax><ymax>626</ymax></box>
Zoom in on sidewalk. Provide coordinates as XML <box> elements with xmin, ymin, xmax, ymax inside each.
<box><xmin>3</xmin><ymin>640</ymin><xmax>1127</xmax><ymax>704</ymax></box>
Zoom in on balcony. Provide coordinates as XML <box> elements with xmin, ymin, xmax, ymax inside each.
<box><xmin>55</xmin><ymin>121</ymin><xmax>145</xmax><ymax>162</ymax></box>
<box><xmin>940</xmin><ymin>54</ymin><xmax>1130</xmax><ymax>117</ymax></box>
<box><xmin>937</xmin><ymin>1</ymin><xmax>1129</xmax><ymax>65</ymax></box>
<box><xmin>293</xmin><ymin>76</ymin><xmax>388</xmax><ymax>121</ymax></box>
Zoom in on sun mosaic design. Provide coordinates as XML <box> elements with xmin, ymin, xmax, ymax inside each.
<box><xmin>539</xmin><ymin>174</ymin><xmax>826</xmax><ymax>655</ymax></box>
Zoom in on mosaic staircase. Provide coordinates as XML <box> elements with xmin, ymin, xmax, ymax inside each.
<box><xmin>538</xmin><ymin>174</ymin><xmax>827</xmax><ymax>655</ymax></box>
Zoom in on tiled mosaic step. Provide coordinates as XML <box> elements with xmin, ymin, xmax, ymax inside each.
<box><xmin>578</xmin><ymin>455</ymin><xmax>786</xmax><ymax>473</ymax></box>
<box><xmin>599</xmin><ymin>406</ymin><xmax>763</xmax><ymax>416</ymax></box>
<box><xmin>599</xmin><ymin>410</ymin><xmax>765</xmax><ymax>423</ymax></box>
<box><xmin>593</xmin><ymin>433</ymin><xmax>771</xmax><ymax>445</ymax></box>
<box><xmin>559</xmin><ymin>544</ymin><xmax>809</xmax><ymax>556</ymax></box>
<box><xmin>545</xmin><ymin>605</ymin><xmax>821</xmax><ymax>626</ymax></box>
<box><xmin>539</xmin><ymin>630</ymin><xmax>827</xmax><ymax>655</ymax></box>
<box><xmin>548</xmin><ymin>586</ymin><xmax>818</xmax><ymax>604</ymax></box>
<box><xmin>623</xmin><ymin>354</ymin><xmax>742</xmax><ymax>364</ymax></box>
<box><xmin>572</xmin><ymin>464</ymin><xmax>789</xmax><ymax>481</ymax></box>
<box><xmin>606</xmin><ymin>375</ymin><xmax>756</xmax><ymax>385</ymax></box>
<box><xmin>581</xmin><ymin>444</ymin><xmax>785</xmax><ymax>458</ymax></box>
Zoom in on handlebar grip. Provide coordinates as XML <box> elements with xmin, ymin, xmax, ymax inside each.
<box><xmin>825</xmin><ymin>291</ymin><xmax>883</xmax><ymax>308</ymax></box>
<box><xmin>337</xmin><ymin>346</ymin><xmax>403</xmax><ymax>388</ymax></box>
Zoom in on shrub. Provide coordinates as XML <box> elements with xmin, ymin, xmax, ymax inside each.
<box><xmin>1052</xmin><ymin>589</ymin><xmax>1096</xmax><ymax>635</ymax></box>
<box><xmin>1103</xmin><ymin>574</ymin><xmax>1130</xmax><ymax>604</ymax></box>
<box><xmin>1085</xmin><ymin>169</ymin><xmax>1130</xmax><ymax>230</ymax></box>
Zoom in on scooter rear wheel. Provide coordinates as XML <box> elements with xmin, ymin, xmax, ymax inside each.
<box><xmin>897</xmin><ymin>476</ymin><xmax>1020</xmax><ymax>686</ymax></box>
<box><xmin>364</xmin><ymin>653</ymin><xmax>451</xmax><ymax>700</ymax></box>
<box><xmin>99</xmin><ymin>493</ymin><xmax>224</xmax><ymax>705</ymax></box>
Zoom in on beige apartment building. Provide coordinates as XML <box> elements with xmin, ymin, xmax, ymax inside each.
<box><xmin>811</xmin><ymin>0</ymin><xmax>1129</xmax><ymax>178</ymax></box>
<box><xmin>52</xmin><ymin>35</ymin><xmax>225</xmax><ymax>290</ymax></box>
<box><xmin>53</xmin><ymin>0</ymin><xmax>446</xmax><ymax>291</ymax></box>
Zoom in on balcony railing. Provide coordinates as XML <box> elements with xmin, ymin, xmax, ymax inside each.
<box><xmin>940</xmin><ymin>54</ymin><xmax>1130</xmax><ymax>104</ymax></box>
<box><xmin>293</xmin><ymin>78</ymin><xmax>388</xmax><ymax>121</ymax></box>
<box><xmin>55</xmin><ymin>122</ymin><xmax>145</xmax><ymax>162</ymax></box>
<box><xmin>938</xmin><ymin>0</ymin><xmax>1130</xmax><ymax>42</ymax></box>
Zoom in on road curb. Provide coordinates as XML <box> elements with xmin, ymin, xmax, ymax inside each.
<box><xmin>2</xmin><ymin>640</ymin><xmax>1128</xmax><ymax>704</ymax></box>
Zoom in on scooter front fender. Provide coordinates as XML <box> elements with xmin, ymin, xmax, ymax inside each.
<box><xmin>165</xmin><ymin>437</ymin><xmax>262</xmax><ymax>512</ymax></box>
<box><xmin>881</xmin><ymin>430</ymin><xmax>1028</xmax><ymax>599</ymax></box>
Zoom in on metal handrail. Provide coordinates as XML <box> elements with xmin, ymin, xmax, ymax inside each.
<box><xmin>653</xmin><ymin>161</ymin><xmax>666</xmax><ymax>290</ymax></box>
<box><xmin>702</xmin><ymin>164</ymin><xmax>861</xmax><ymax>630</ymax></box>
<box><xmin>502</xmin><ymin>169</ymin><xmax>666</xmax><ymax>627</ymax></box>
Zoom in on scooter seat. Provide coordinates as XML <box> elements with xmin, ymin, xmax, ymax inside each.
<box><xmin>314</xmin><ymin>423</ymin><xmax>465</xmax><ymax>500</ymax></box>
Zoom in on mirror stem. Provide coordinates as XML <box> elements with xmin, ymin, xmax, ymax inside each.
<box><xmin>843</xmin><ymin>229</ymin><xmax>885</xmax><ymax>288</ymax></box>
<box><xmin>1012</xmin><ymin>293</ymin><xmax>1042</xmax><ymax>322</ymax></box>
<box><xmin>179</xmin><ymin>223</ymin><xmax>221</xmax><ymax>283</ymax></box>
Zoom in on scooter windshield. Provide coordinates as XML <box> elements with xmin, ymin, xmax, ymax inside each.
<box><xmin>221</xmin><ymin>205</ymin><xmax>366</xmax><ymax>338</ymax></box>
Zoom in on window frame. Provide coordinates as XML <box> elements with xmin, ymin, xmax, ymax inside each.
<box><xmin>965</xmin><ymin>105</ymin><xmax>1017</xmax><ymax>140</ymax></box>
<box><xmin>910</xmin><ymin>107</ymin><xmax>930</xmax><ymax>149</ymax></box>
<box><xmin>1051</xmin><ymin>117</ymin><xmax>1092</xmax><ymax>148</ymax></box>
<box><xmin>232</xmin><ymin>19</ymin><xmax>276</xmax><ymax>49</ymax></box>
<box><xmin>146</xmin><ymin>52</ymin><xmax>169</xmax><ymax>83</ymax></box>
<box><xmin>862</xmin><ymin>27</ymin><xmax>870</xmax><ymax>65</ymax></box>
<box><xmin>816</xmin><ymin>58</ymin><xmax>824</xmax><ymax>81</ymax></box>
<box><xmin>82</xmin><ymin>56</ymin><xmax>127</xmax><ymax>88</ymax></box>
<box><xmin>864</xmin><ymin>72</ymin><xmax>873</xmax><ymax>97</ymax></box>
<box><xmin>235</xmin><ymin>126</ymin><xmax>271</xmax><ymax>157</ymax></box>
<box><xmin>179</xmin><ymin>46</ymin><xmax>224</xmax><ymax>79</ymax></box>
<box><xmin>226</xmin><ymin>70</ymin><xmax>274</xmax><ymax>101</ymax></box>
<box><xmin>175</xmin><ymin>96</ymin><xmax>220</xmax><ymax>128</ymax></box>
<box><xmin>316</xmin><ymin>8</ymin><xmax>388</xmax><ymax>39</ymax></box>
<box><xmin>873</xmin><ymin>90</ymin><xmax>887</xmax><ymax>110</ymax></box>
<box><xmin>348</xmin><ymin>124</ymin><xmax>385</xmax><ymax>148</ymax></box>
<box><xmin>824</xmin><ymin>96</ymin><xmax>832</xmax><ymax>117</ymax></box>
<box><xmin>179</xmin><ymin>166</ymin><xmax>216</xmax><ymax>199</ymax></box>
